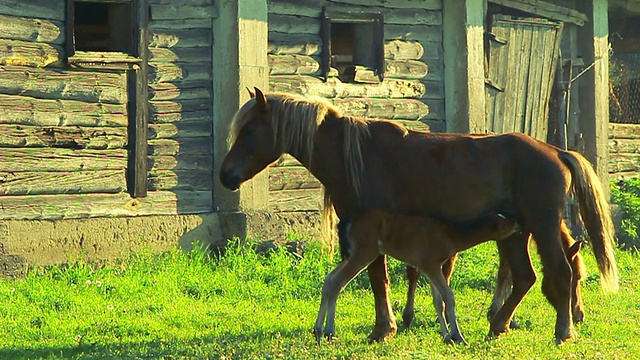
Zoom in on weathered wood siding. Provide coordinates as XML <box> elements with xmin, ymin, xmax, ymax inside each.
<box><xmin>0</xmin><ymin>0</ymin><xmax>216</xmax><ymax>220</ymax></box>
<box><xmin>268</xmin><ymin>0</ymin><xmax>444</xmax><ymax>212</ymax></box>
<box><xmin>609</xmin><ymin>123</ymin><xmax>640</xmax><ymax>179</ymax></box>
<box><xmin>147</xmin><ymin>0</ymin><xmax>216</xmax><ymax>214</ymax></box>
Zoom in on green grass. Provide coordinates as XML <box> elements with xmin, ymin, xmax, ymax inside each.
<box><xmin>1</xmin><ymin>240</ymin><xmax>640</xmax><ymax>359</ymax></box>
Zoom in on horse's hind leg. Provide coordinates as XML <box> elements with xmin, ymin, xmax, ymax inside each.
<box><xmin>488</xmin><ymin>232</ymin><xmax>536</xmax><ymax>339</ymax></box>
<box><xmin>367</xmin><ymin>255</ymin><xmax>398</xmax><ymax>342</ymax></box>
<box><xmin>402</xmin><ymin>265</ymin><xmax>420</xmax><ymax>326</ymax></box>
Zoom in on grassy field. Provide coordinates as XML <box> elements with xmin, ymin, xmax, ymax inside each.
<box><xmin>1</xmin><ymin>239</ymin><xmax>639</xmax><ymax>360</ymax></box>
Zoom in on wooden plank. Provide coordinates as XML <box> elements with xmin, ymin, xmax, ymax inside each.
<box><xmin>0</xmin><ymin>170</ymin><xmax>126</xmax><ymax>195</ymax></box>
<box><xmin>0</xmin><ymin>190</ymin><xmax>213</xmax><ymax>220</ymax></box>
<box><xmin>149</xmin><ymin>82</ymin><xmax>212</xmax><ymax>101</ymax></box>
<box><xmin>490</xmin><ymin>0</ymin><xmax>586</xmax><ymax>26</ymax></box>
<box><xmin>149</xmin><ymin>62</ymin><xmax>211</xmax><ymax>84</ymax></box>
<box><xmin>150</xmin><ymin>4</ymin><xmax>218</xmax><ymax>20</ymax></box>
<box><xmin>0</xmin><ymin>0</ymin><xmax>64</xmax><ymax>21</ymax></box>
<box><xmin>269</xmin><ymin>166</ymin><xmax>321</xmax><ymax>191</ymax></box>
<box><xmin>148</xmin><ymin>169</ymin><xmax>213</xmax><ymax>191</ymax></box>
<box><xmin>269</xmin><ymin>188</ymin><xmax>323</xmax><ymax>212</ymax></box>
<box><xmin>147</xmin><ymin>137</ymin><xmax>212</xmax><ymax>156</ymax></box>
<box><xmin>333</xmin><ymin>98</ymin><xmax>429</xmax><ymax>120</ymax></box>
<box><xmin>0</xmin><ymin>94</ymin><xmax>128</xmax><ymax>127</ymax></box>
<box><xmin>385</xmin><ymin>60</ymin><xmax>429</xmax><ymax>79</ymax></box>
<box><xmin>150</xmin><ymin>110</ymin><xmax>211</xmax><ymax>124</ymax></box>
<box><xmin>149</xmin><ymin>46</ymin><xmax>212</xmax><ymax>63</ymax></box>
<box><xmin>0</xmin><ymin>125</ymin><xmax>127</xmax><ymax>149</ymax></box>
<box><xmin>149</xmin><ymin>29</ymin><xmax>212</xmax><ymax>48</ymax></box>
<box><xmin>269</xmin><ymin>54</ymin><xmax>320</xmax><ymax>76</ymax></box>
<box><xmin>0</xmin><ymin>39</ymin><xmax>62</xmax><ymax>67</ymax></box>
<box><xmin>0</xmin><ymin>14</ymin><xmax>64</xmax><ymax>45</ymax></box>
<box><xmin>524</xmin><ymin>26</ymin><xmax>545</xmax><ymax>137</ymax></box>
<box><xmin>270</xmin><ymin>75</ymin><xmax>426</xmax><ymax>98</ymax></box>
<box><xmin>1</xmin><ymin>148</ymin><xmax>127</xmax><ymax>172</ymax></box>
<box><xmin>148</xmin><ymin>154</ymin><xmax>213</xmax><ymax>171</ymax></box>
<box><xmin>0</xmin><ymin>65</ymin><xmax>127</xmax><ymax>104</ymax></box>
<box><xmin>610</xmin><ymin>123</ymin><xmax>640</xmax><ymax>139</ymax></box>
<box><xmin>384</xmin><ymin>40</ymin><xmax>424</xmax><ymax>60</ymax></box>
<box><xmin>148</xmin><ymin>121</ymin><xmax>212</xmax><ymax>139</ymax></box>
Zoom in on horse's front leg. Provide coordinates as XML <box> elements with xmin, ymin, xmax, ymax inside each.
<box><xmin>367</xmin><ymin>255</ymin><xmax>397</xmax><ymax>342</ymax></box>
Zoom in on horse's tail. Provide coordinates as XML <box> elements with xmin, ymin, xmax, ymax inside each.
<box><xmin>560</xmin><ymin>150</ymin><xmax>619</xmax><ymax>293</ymax></box>
<box><xmin>321</xmin><ymin>186</ymin><xmax>338</xmax><ymax>258</ymax></box>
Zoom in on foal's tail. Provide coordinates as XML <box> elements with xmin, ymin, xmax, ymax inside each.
<box><xmin>560</xmin><ymin>151</ymin><xmax>619</xmax><ymax>293</ymax></box>
<box><xmin>321</xmin><ymin>187</ymin><xmax>338</xmax><ymax>258</ymax></box>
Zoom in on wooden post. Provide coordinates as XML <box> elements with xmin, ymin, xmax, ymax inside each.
<box><xmin>443</xmin><ymin>0</ymin><xmax>487</xmax><ymax>134</ymax></box>
<box><xmin>212</xmin><ymin>0</ymin><xmax>269</xmax><ymax>212</ymax></box>
<box><xmin>577</xmin><ymin>0</ymin><xmax>610</xmax><ymax>192</ymax></box>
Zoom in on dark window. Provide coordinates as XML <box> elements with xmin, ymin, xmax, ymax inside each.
<box><xmin>321</xmin><ymin>8</ymin><xmax>384</xmax><ymax>83</ymax></box>
<box><xmin>69</xmin><ymin>1</ymin><xmax>133</xmax><ymax>54</ymax></box>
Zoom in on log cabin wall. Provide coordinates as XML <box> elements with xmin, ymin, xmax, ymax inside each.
<box><xmin>0</xmin><ymin>0</ymin><xmax>217</xmax><ymax>221</ymax></box>
<box><xmin>267</xmin><ymin>0</ymin><xmax>444</xmax><ymax>213</ymax></box>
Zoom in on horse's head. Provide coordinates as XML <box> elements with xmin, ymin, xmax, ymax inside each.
<box><xmin>220</xmin><ymin>87</ymin><xmax>282</xmax><ymax>191</ymax></box>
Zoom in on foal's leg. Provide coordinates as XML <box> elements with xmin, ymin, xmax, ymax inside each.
<box><xmin>488</xmin><ymin>232</ymin><xmax>536</xmax><ymax>338</ymax></box>
<box><xmin>367</xmin><ymin>255</ymin><xmax>398</xmax><ymax>342</ymax></box>
<box><xmin>403</xmin><ymin>254</ymin><xmax>457</xmax><ymax>327</ymax></box>
<box><xmin>423</xmin><ymin>265</ymin><xmax>467</xmax><ymax>345</ymax></box>
<box><xmin>314</xmin><ymin>250</ymin><xmax>377</xmax><ymax>343</ymax></box>
<box><xmin>488</xmin><ymin>244</ymin><xmax>520</xmax><ymax>329</ymax></box>
<box><xmin>402</xmin><ymin>265</ymin><xmax>420</xmax><ymax>326</ymax></box>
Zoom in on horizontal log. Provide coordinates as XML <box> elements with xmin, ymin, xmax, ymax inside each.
<box><xmin>0</xmin><ymin>0</ymin><xmax>64</xmax><ymax>21</ymax></box>
<box><xmin>393</xmin><ymin>119</ymin><xmax>430</xmax><ymax>132</ymax></box>
<box><xmin>150</xmin><ymin>110</ymin><xmax>211</xmax><ymax>125</ymax></box>
<box><xmin>0</xmin><ymin>14</ymin><xmax>64</xmax><ymax>44</ymax></box>
<box><xmin>149</xmin><ymin>62</ymin><xmax>212</xmax><ymax>84</ymax></box>
<box><xmin>149</xmin><ymin>46</ymin><xmax>212</xmax><ymax>63</ymax></box>
<box><xmin>609</xmin><ymin>153</ymin><xmax>640</xmax><ymax>173</ymax></box>
<box><xmin>269</xmin><ymin>54</ymin><xmax>320</xmax><ymax>76</ymax></box>
<box><xmin>0</xmin><ymin>125</ymin><xmax>127</xmax><ymax>149</ymax></box>
<box><xmin>385</xmin><ymin>59</ymin><xmax>429</xmax><ymax>79</ymax></box>
<box><xmin>1</xmin><ymin>148</ymin><xmax>127</xmax><ymax>172</ymax></box>
<box><xmin>148</xmin><ymin>169</ymin><xmax>213</xmax><ymax>191</ymax></box>
<box><xmin>491</xmin><ymin>0</ymin><xmax>587</xmax><ymax>26</ymax></box>
<box><xmin>610</xmin><ymin>123</ymin><xmax>640</xmax><ymax>139</ymax></box>
<box><xmin>0</xmin><ymin>190</ymin><xmax>213</xmax><ymax>220</ymax></box>
<box><xmin>273</xmin><ymin>154</ymin><xmax>302</xmax><ymax>167</ymax></box>
<box><xmin>0</xmin><ymin>94</ymin><xmax>128</xmax><ymax>127</ymax></box>
<box><xmin>270</xmin><ymin>0</ymin><xmax>440</xmax><ymax>13</ymax></box>
<box><xmin>148</xmin><ymin>154</ymin><xmax>213</xmax><ymax>171</ymax></box>
<box><xmin>269</xmin><ymin>33</ymin><xmax>321</xmax><ymax>56</ymax></box>
<box><xmin>0</xmin><ymin>65</ymin><xmax>127</xmax><ymax>104</ymax></box>
<box><xmin>385</xmin><ymin>40</ymin><xmax>424</xmax><ymax>60</ymax></box>
<box><xmin>150</xmin><ymin>0</ymin><xmax>213</xmax><ymax>5</ymax></box>
<box><xmin>385</xmin><ymin>24</ymin><xmax>442</xmax><ymax>43</ymax></box>
<box><xmin>0</xmin><ymin>39</ymin><xmax>62</xmax><ymax>67</ymax></box>
<box><xmin>149</xmin><ymin>29</ymin><xmax>213</xmax><ymax>48</ymax></box>
<box><xmin>148</xmin><ymin>137</ymin><xmax>212</xmax><ymax>156</ymax></box>
<box><xmin>149</xmin><ymin>18</ymin><xmax>213</xmax><ymax>31</ymax></box>
<box><xmin>270</xmin><ymin>75</ymin><xmax>426</xmax><ymax>98</ymax></box>
<box><xmin>149</xmin><ymin>82</ymin><xmax>212</xmax><ymax>101</ymax></box>
<box><xmin>150</xmin><ymin>4</ymin><xmax>218</xmax><ymax>20</ymax></box>
<box><xmin>422</xmin><ymin>98</ymin><xmax>445</xmax><ymax>120</ymax></box>
<box><xmin>610</xmin><ymin>170</ymin><xmax>640</xmax><ymax>180</ymax></box>
<box><xmin>333</xmin><ymin>98</ymin><xmax>429</xmax><ymax>120</ymax></box>
<box><xmin>609</xmin><ymin>138</ymin><xmax>640</xmax><ymax>154</ymax></box>
<box><xmin>148</xmin><ymin>121</ymin><xmax>212</xmax><ymax>139</ymax></box>
<box><xmin>269</xmin><ymin>188</ymin><xmax>323</xmax><ymax>212</ymax></box>
<box><xmin>269</xmin><ymin>166</ymin><xmax>320</xmax><ymax>191</ymax></box>
<box><xmin>150</xmin><ymin>99</ymin><xmax>211</xmax><ymax>115</ymax></box>
<box><xmin>0</xmin><ymin>170</ymin><xmax>126</xmax><ymax>195</ymax></box>
<box><xmin>422</xmin><ymin>80</ymin><xmax>445</xmax><ymax>99</ymax></box>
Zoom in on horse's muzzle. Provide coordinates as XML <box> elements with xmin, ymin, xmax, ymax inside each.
<box><xmin>219</xmin><ymin>170</ymin><xmax>242</xmax><ymax>191</ymax></box>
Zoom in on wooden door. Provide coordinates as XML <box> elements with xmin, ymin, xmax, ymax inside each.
<box><xmin>485</xmin><ymin>15</ymin><xmax>563</xmax><ymax>141</ymax></box>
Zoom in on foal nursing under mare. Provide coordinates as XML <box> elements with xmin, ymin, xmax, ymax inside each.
<box><xmin>219</xmin><ymin>88</ymin><xmax>618</xmax><ymax>344</ymax></box>
<box><xmin>315</xmin><ymin>210</ymin><xmax>519</xmax><ymax>344</ymax></box>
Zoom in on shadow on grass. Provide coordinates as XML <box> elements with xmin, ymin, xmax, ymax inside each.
<box><xmin>0</xmin><ymin>327</ymin><xmax>313</xmax><ymax>359</ymax></box>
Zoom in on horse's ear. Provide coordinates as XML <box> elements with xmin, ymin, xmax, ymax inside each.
<box><xmin>254</xmin><ymin>87</ymin><xmax>267</xmax><ymax>112</ymax></box>
<box><xmin>567</xmin><ymin>241</ymin><xmax>583</xmax><ymax>260</ymax></box>
<box><xmin>246</xmin><ymin>87</ymin><xmax>255</xmax><ymax>98</ymax></box>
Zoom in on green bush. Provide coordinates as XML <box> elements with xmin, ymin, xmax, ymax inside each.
<box><xmin>610</xmin><ymin>178</ymin><xmax>640</xmax><ymax>248</ymax></box>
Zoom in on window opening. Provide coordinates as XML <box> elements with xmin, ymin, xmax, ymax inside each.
<box><xmin>70</xmin><ymin>1</ymin><xmax>133</xmax><ymax>55</ymax></box>
<box><xmin>321</xmin><ymin>8</ymin><xmax>384</xmax><ymax>83</ymax></box>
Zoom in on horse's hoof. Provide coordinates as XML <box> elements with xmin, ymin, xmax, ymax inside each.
<box><xmin>313</xmin><ymin>328</ymin><xmax>322</xmax><ymax>345</ymax></box>
<box><xmin>444</xmin><ymin>333</ymin><xmax>468</xmax><ymax>345</ymax></box>
<box><xmin>509</xmin><ymin>318</ymin><xmax>520</xmax><ymax>329</ymax></box>
<box><xmin>325</xmin><ymin>332</ymin><xmax>334</xmax><ymax>343</ymax></box>
<box><xmin>402</xmin><ymin>309</ymin><xmax>415</xmax><ymax>327</ymax></box>
<box><xmin>367</xmin><ymin>324</ymin><xmax>397</xmax><ymax>343</ymax></box>
<box><xmin>486</xmin><ymin>326</ymin><xmax>508</xmax><ymax>341</ymax></box>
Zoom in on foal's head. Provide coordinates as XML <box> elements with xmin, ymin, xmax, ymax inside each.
<box><xmin>219</xmin><ymin>87</ymin><xmax>331</xmax><ymax>190</ymax></box>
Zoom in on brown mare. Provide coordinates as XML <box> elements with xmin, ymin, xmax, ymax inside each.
<box><xmin>315</xmin><ymin>210</ymin><xmax>519</xmax><ymax>344</ymax></box>
<box><xmin>219</xmin><ymin>88</ymin><xmax>618</xmax><ymax>344</ymax></box>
